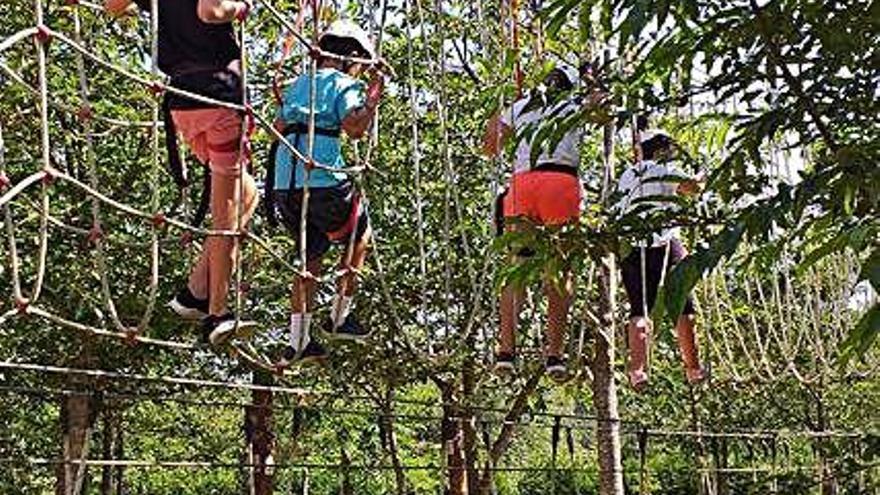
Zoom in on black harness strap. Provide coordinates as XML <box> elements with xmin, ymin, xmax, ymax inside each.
<box><xmin>264</xmin><ymin>123</ymin><xmax>341</xmax><ymax>227</ymax></box>
<box><xmin>532</xmin><ymin>162</ymin><xmax>578</xmax><ymax>177</ymax></box>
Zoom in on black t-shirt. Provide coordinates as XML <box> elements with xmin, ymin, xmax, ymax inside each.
<box><xmin>133</xmin><ymin>0</ymin><xmax>239</xmax><ymax>76</ymax></box>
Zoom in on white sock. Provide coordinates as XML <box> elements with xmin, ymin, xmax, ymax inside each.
<box><xmin>288</xmin><ymin>313</ymin><xmax>312</xmax><ymax>351</ymax></box>
<box><xmin>330</xmin><ymin>295</ymin><xmax>353</xmax><ymax>328</ymax></box>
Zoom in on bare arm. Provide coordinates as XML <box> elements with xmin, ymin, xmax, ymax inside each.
<box><xmin>482</xmin><ymin>113</ymin><xmax>511</xmax><ymax>158</ymax></box>
<box><xmin>342</xmin><ymin>106</ymin><xmax>377</xmax><ymax>139</ymax></box>
<box><xmin>676</xmin><ymin>179</ymin><xmax>702</xmax><ymax>196</ymax></box>
<box><xmin>197</xmin><ymin>0</ymin><xmax>251</xmax><ymax>24</ymax></box>
<box><xmin>104</xmin><ymin>0</ymin><xmax>137</xmax><ymax>17</ymax></box>
<box><xmin>341</xmin><ymin>72</ymin><xmax>384</xmax><ymax>140</ymax></box>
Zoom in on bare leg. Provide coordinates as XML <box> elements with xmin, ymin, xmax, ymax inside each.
<box><xmin>498</xmin><ymin>283</ymin><xmax>524</xmax><ymax>355</ymax></box>
<box><xmin>627</xmin><ymin>316</ymin><xmax>651</xmax><ymax>388</ymax></box>
<box><xmin>189</xmin><ymin>171</ymin><xmax>258</xmax><ymax>315</ymax></box>
<box><xmin>543</xmin><ymin>271</ymin><xmax>572</xmax><ymax>359</ymax></box>
<box><xmin>337</xmin><ymin>225</ymin><xmax>371</xmax><ymax>298</ymax></box>
<box><xmin>676</xmin><ymin>314</ymin><xmax>706</xmax><ymax>382</ymax></box>
<box><xmin>292</xmin><ymin>258</ymin><xmax>323</xmax><ymax>314</ymax></box>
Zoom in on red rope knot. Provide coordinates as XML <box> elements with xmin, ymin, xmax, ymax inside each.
<box><xmin>244</xmin><ymin>105</ymin><xmax>256</xmax><ymax>137</ymax></box>
<box><xmin>77</xmin><ymin>104</ymin><xmax>93</xmax><ymax>122</ymax></box>
<box><xmin>41</xmin><ymin>166</ymin><xmax>57</xmax><ymax>185</ymax></box>
<box><xmin>338</xmin><ymin>265</ymin><xmax>360</xmax><ymax>279</ymax></box>
<box><xmin>123</xmin><ymin>328</ymin><xmax>139</xmax><ymax>347</ymax></box>
<box><xmin>304</xmin><ymin>158</ymin><xmax>316</xmax><ymax>172</ymax></box>
<box><xmin>35</xmin><ymin>25</ymin><xmax>52</xmax><ymax>44</ymax></box>
<box><xmin>179</xmin><ymin>230</ymin><xmax>194</xmax><ymax>248</ymax></box>
<box><xmin>235</xmin><ymin>1</ymin><xmax>251</xmax><ymax>21</ymax></box>
<box><xmin>151</xmin><ymin>212</ymin><xmax>166</xmax><ymax>229</ymax></box>
<box><xmin>87</xmin><ymin>223</ymin><xmax>103</xmax><ymax>245</ymax></box>
<box><xmin>297</xmin><ymin>270</ymin><xmax>316</xmax><ymax>282</ymax></box>
<box><xmin>14</xmin><ymin>297</ymin><xmax>30</xmax><ymax>315</ymax></box>
<box><xmin>308</xmin><ymin>46</ymin><xmax>323</xmax><ymax>61</ymax></box>
<box><xmin>240</xmin><ymin>135</ymin><xmax>252</xmax><ymax>166</ymax></box>
<box><xmin>149</xmin><ymin>81</ymin><xmax>165</xmax><ymax>96</ymax></box>
<box><xmin>273</xmin><ymin>362</ymin><xmax>287</xmax><ymax>375</ymax></box>
<box><xmin>0</xmin><ymin>172</ymin><xmax>10</xmax><ymax>191</ymax></box>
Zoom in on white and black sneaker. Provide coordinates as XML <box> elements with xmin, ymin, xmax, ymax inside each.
<box><xmin>169</xmin><ymin>287</ymin><xmax>209</xmax><ymax>320</ymax></box>
<box><xmin>545</xmin><ymin>356</ymin><xmax>568</xmax><ymax>384</ymax></box>
<box><xmin>323</xmin><ymin>314</ymin><xmax>372</xmax><ymax>342</ymax></box>
<box><xmin>277</xmin><ymin>341</ymin><xmax>328</xmax><ymax>368</ymax></box>
<box><xmin>200</xmin><ymin>313</ymin><xmax>258</xmax><ymax>346</ymax></box>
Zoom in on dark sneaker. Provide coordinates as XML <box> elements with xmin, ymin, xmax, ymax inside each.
<box><xmin>169</xmin><ymin>287</ymin><xmax>209</xmax><ymax>320</ymax></box>
<box><xmin>628</xmin><ymin>369</ymin><xmax>649</xmax><ymax>392</ymax></box>
<box><xmin>277</xmin><ymin>340</ymin><xmax>328</xmax><ymax>368</ymax></box>
<box><xmin>545</xmin><ymin>356</ymin><xmax>568</xmax><ymax>384</ymax></box>
<box><xmin>201</xmin><ymin>313</ymin><xmax>258</xmax><ymax>346</ymax></box>
<box><xmin>493</xmin><ymin>352</ymin><xmax>516</xmax><ymax>377</ymax></box>
<box><xmin>685</xmin><ymin>365</ymin><xmax>709</xmax><ymax>385</ymax></box>
<box><xmin>323</xmin><ymin>314</ymin><xmax>371</xmax><ymax>342</ymax></box>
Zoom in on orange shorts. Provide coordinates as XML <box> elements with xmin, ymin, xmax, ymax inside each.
<box><xmin>171</xmin><ymin>108</ymin><xmax>243</xmax><ymax>176</ymax></box>
<box><xmin>503</xmin><ymin>170</ymin><xmax>581</xmax><ymax>225</ymax></box>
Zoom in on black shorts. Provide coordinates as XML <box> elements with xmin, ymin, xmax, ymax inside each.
<box><xmin>620</xmin><ymin>238</ymin><xmax>695</xmax><ymax>318</ymax></box>
<box><xmin>275</xmin><ymin>181</ymin><xmax>370</xmax><ymax>261</ymax></box>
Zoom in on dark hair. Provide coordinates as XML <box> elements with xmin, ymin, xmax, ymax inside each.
<box><xmin>544</xmin><ymin>68</ymin><xmax>574</xmax><ymax>93</ymax></box>
<box><xmin>318</xmin><ymin>35</ymin><xmax>368</xmax><ymax>59</ymax></box>
<box><xmin>641</xmin><ymin>134</ymin><xmax>673</xmax><ymax>160</ymax></box>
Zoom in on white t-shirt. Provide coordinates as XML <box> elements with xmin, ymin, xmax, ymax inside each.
<box><xmin>615</xmin><ymin>159</ymin><xmax>690</xmax><ymax>246</ymax></box>
<box><xmin>500</xmin><ymin>96</ymin><xmax>582</xmax><ymax>174</ymax></box>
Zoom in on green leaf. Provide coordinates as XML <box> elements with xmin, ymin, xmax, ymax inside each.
<box><xmin>860</xmin><ymin>247</ymin><xmax>880</xmax><ymax>292</ymax></box>
<box><xmin>662</xmin><ymin>224</ymin><xmax>745</xmax><ymax>323</ymax></box>
<box><xmin>838</xmin><ymin>304</ymin><xmax>880</xmax><ymax>367</ymax></box>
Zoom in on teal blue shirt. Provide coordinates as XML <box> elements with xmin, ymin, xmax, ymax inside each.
<box><xmin>274</xmin><ymin>68</ymin><xmax>366</xmax><ymax>189</ymax></box>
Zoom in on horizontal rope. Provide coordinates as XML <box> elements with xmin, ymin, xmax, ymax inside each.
<box><xmin>1</xmin><ymin>361</ymin><xmax>875</xmax><ymax>442</ymax></box>
<box><xmin>1</xmin><ymin>457</ymin><xmax>593</xmax><ymax>473</ymax></box>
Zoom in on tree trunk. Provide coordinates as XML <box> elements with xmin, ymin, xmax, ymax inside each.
<box><xmin>439</xmin><ymin>383</ymin><xmax>466</xmax><ymax>495</ymax></box>
<box><xmin>56</xmin><ymin>349</ymin><xmax>96</xmax><ymax>495</ymax></box>
<box><xmin>99</xmin><ymin>402</ymin><xmax>120</xmax><ymax>495</ymax></box>
<box><xmin>476</xmin><ymin>370</ymin><xmax>542</xmax><ymax>495</ymax></box>
<box><xmin>461</xmin><ymin>350</ymin><xmax>479</xmax><ymax>495</ymax></box>
<box><xmin>245</xmin><ymin>372</ymin><xmax>275</xmax><ymax>495</ymax></box>
<box><xmin>592</xmin><ymin>260</ymin><xmax>625</xmax><ymax>495</ymax></box>
<box><xmin>382</xmin><ymin>388</ymin><xmax>408</xmax><ymax>495</ymax></box>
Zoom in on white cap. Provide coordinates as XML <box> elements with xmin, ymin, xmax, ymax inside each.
<box><xmin>320</xmin><ymin>20</ymin><xmax>376</xmax><ymax>60</ymax></box>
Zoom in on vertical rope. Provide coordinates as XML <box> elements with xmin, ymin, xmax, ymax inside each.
<box><xmin>30</xmin><ymin>0</ymin><xmax>50</xmax><ymax>303</ymax></box>
<box><xmin>295</xmin><ymin>0</ymin><xmax>319</xmax><ymax>349</ymax></box>
<box><xmin>70</xmin><ymin>4</ymin><xmax>128</xmax><ymax>333</ymax></box>
<box><xmin>234</xmin><ymin>5</ymin><xmax>251</xmax><ymax>330</ymax></box>
<box><xmin>435</xmin><ymin>0</ymin><xmax>453</xmax><ymax>341</ymax></box>
<box><xmin>0</xmin><ymin>122</ymin><xmax>25</xmax><ymax>306</ymax></box>
<box><xmin>134</xmin><ymin>0</ymin><xmax>161</xmax><ymax>332</ymax></box>
<box><xmin>404</xmin><ymin>0</ymin><xmax>430</xmax><ymax>351</ymax></box>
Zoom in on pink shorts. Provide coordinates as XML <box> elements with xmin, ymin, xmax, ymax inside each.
<box><xmin>503</xmin><ymin>171</ymin><xmax>581</xmax><ymax>225</ymax></box>
<box><xmin>171</xmin><ymin>108</ymin><xmax>243</xmax><ymax>176</ymax></box>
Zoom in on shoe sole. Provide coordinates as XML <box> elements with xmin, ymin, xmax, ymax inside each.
<box><xmin>493</xmin><ymin>362</ymin><xmax>515</xmax><ymax>376</ymax></box>
<box><xmin>629</xmin><ymin>374</ymin><xmax>649</xmax><ymax>392</ymax></box>
<box><xmin>209</xmin><ymin>320</ymin><xmax>259</xmax><ymax>346</ymax></box>
<box><xmin>546</xmin><ymin>365</ymin><xmax>568</xmax><ymax>383</ymax></box>
<box><xmin>276</xmin><ymin>351</ymin><xmax>328</xmax><ymax>368</ymax></box>
<box><xmin>323</xmin><ymin>329</ymin><xmax>373</xmax><ymax>342</ymax></box>
<box><xmin>169</xmin><ymin>299</ymin><xmax>207</xmax><ymax>320</ymax></box>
